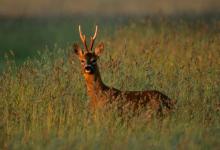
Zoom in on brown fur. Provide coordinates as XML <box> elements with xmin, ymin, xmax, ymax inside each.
<box><xmin>83</xmin><ymin>64</ymin><xmax>176</xmax><ymax>117</ymax></box>
<box><xmin>74</xmin><ymin>26</ymin><xmax>176</xmax><ymax>119</ymax></box>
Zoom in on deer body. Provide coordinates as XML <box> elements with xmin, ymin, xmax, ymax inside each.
<box><xmin>74</xmin><ymin>25</ymin><xmax>176</xmax><ymax>118</ymax></box>
<box><xmin>84</xmin><ymin>63</ymin><xmax>174</xmax><ymax>116</ymax></box>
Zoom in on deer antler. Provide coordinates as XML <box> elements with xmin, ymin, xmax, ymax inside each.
<box><xmin>79</xmin><ymin>25</ymin><xmax>89</xmax><ymax>52</ymax></box>
<box><xmin>89</xmin><ymin>25</ymin><xmax>98</xmax><ymax>51</ymax></box>
<box><xmin>78</xmin><ymin>25</ymin><xmax>98</xmax><ymax>52</ymax></box>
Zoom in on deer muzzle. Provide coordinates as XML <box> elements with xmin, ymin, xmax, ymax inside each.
<box><xmin>84</xmin><ymin>65</ymin><xmax>95</xmax><ymax>74</ymax></box>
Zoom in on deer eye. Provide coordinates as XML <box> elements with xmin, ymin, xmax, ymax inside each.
<box><xmin>81</xmin><ymin>60</ymin><xmax>85</xmax><ymax>64</ymax></box>
<box><xmin>91</xmin><ymin>59</ymin><xmax>96</xmax><ymax>64</ymax></box>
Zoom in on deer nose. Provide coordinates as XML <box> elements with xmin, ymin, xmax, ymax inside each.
<box><xmin>84</xmin><ymin>65</ymin><xmax>94</xmax><ymax>73</ymax></box>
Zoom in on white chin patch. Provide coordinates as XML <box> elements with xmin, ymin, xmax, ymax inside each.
<box><xmin>85</xmin><ymin>70</ymin><xmax>91</xmax><ymax>73</ymax></box>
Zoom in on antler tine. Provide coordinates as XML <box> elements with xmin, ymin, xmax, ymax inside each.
<box><xmin>79</xmin><ymin>25</ymin><xmax>88</xmax><ymax>52</ymax></box>
<box><xmin>93</xmin><ymin>25</ymin><xmax>98</xmax><ymax>40</ymax></box>
<box><xmin>90</xmin><ymin>25</ymin><xmax>98</xmax><ymax>51</ymax></box>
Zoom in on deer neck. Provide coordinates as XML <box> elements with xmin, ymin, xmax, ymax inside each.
<box><xmin>83</xmin><ymin>67</ymin><xmax>106</xmax><ymax>98</ymax></box>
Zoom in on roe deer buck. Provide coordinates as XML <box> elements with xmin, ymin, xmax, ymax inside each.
<box><xmin>73</xmin><ymin>25</ymin><xmax>176</xmax><ymax>119</ymax></box>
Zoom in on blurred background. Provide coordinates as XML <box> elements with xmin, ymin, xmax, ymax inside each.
<box><xmin>1</xmin><ymin>0</ymin><xmax>220</xmax><ymax>16</ymax></box>
<box><xmin>0</xmin><ymin>0</ymin><xmax>220</xmax><ymax>69</ymax></box>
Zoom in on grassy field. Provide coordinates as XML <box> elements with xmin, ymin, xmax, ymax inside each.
<box><xmin>0</xmin><ymin>16</ymin><xmax>220</xmax><ymax>149</ymax></box>
<box><xmin>0</xmin><ymin>16</ymin><xmax>127</xmax><ymax>69</ymax></box>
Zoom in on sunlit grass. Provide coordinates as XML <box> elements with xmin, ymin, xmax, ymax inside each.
<box><xmin>0</xmin><ymin>18</ymin><xmax>219</xmax><ymax>149</ymax></box>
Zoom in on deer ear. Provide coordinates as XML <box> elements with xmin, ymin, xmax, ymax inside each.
<box><xmin>73</xmin><ymin>43</ymin><xmax>83</xmax><ymax>56</ymax></box>
<box><xmin>95</xmin><ymin>42</ymin><xmax>104</xmax><ymax>56</ymax></box>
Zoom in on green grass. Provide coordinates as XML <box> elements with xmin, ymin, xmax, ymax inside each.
<box><xmin>0</xmin><ymin>17</ymin><xmax>220</xmax><ymax>149</ymax></box>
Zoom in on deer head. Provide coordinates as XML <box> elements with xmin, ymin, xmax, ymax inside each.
<box><xmin>73</xmin><ymin>25</ymin><xmax>104</xmax><ymax>75</ymax></box>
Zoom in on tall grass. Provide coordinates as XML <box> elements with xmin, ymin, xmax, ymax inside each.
<box><xmin>0</xmin><ymin>19</ymin><xmax>219</xmax><ymax>149</ymax></box>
